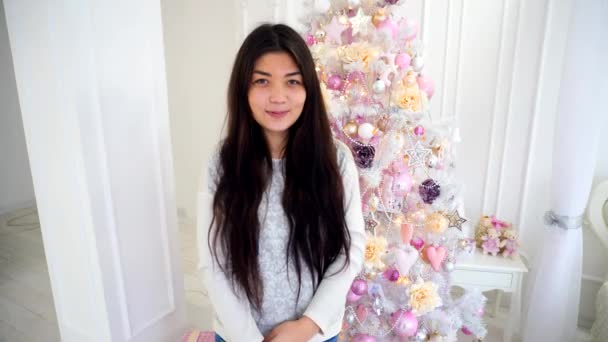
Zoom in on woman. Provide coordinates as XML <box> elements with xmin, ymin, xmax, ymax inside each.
<box><xmin>197</xmin><ymin>23</ymin><xmax>365</xmax><ymax>342</ymax></box>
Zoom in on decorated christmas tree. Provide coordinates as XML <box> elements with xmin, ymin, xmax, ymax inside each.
<box><xmin>301</xmin><ymin>0</ymin><xmax>487</xmax><ymax>341</ymax></box>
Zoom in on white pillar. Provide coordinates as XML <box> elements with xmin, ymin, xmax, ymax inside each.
<box><xmin>3</xmin><ymin>1</ymin><xmax>187</xmax><ymax>341</ymax></box>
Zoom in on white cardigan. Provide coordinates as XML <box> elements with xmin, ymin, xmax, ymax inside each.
<box><xmin>196</xmin><ymin>141</ymin><xmax>365</xmax><ymax>341</ymax></box>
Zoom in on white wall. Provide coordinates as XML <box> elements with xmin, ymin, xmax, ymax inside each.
<box><xmin>161</xmin><ymin>0</ymin><xmax>240</xmax><ymax>222</ymax></box>
<box><xmin>0</xmin><ymin>0</ymin><xmax>35</xmax><ymax>214</ymax></box>
<box><xmin>161</xmin><ymin>0</ymin><xmax>608</xmax><ymax>328</ymax></box>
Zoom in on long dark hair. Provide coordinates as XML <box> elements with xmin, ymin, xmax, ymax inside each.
<box><xmin>209</xmin><ymin>23</ymin><xmax>351</xmax><ymax>309</ymax></box>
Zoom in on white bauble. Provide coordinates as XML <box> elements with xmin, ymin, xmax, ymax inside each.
<box><xmin>427</xmin><ymin>155</ymin><xmax>439</xmax><ymax>168</ymax></box>
<box><xmin>412</xmin><ymin>56</ymin><xmax>424</xmax><ymax>71</ymax></box>
<box><xmin>358</xmin><ymin>122</ymin><xmax>376</xmax><ymax>140</ymax></box>
<box><xmin>372</xmin><ymin>79</ymin><xmax>386</xmax><ymax>94</ymax></box>
<box><xmin>389</xmin><ymin>132</ymin><xmax>405</xmax><ymax>150</ymax></box>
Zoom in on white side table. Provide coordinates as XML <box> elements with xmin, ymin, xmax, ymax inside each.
<box><xmin>452</xmin><ymin>249</ymin><xmax>528</xmax><ymax>342</ymax></box>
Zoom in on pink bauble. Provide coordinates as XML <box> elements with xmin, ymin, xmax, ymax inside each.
<box><xmin>461</xmin><ymin>326</ymin><xmax>473</xmax><ymax>335</ymax></box>
<box><xmin>410</xmin><ymin>236</ymin><xmax>425</xmax><ymax>250</ymax></box>
<box><xmin>347</xmin><ymin>289</ymin><xmax>363</xmax><ymax>303</ymax></box>
<box><xmin>327</xmin><ymin>74</ymin><xmax>343</xmax><ymax>91</ymax></box>
<box><xmin>342</xmin><ymin>27</ymin><xmax>354</xmax><ymax>45</ymax></box>
<box><xmin>383</xmin><ymin>268</ymin><xmax>400</xmax><ymax>282</ymax></box>
<box><xmin>352</xmin><ymin>334</ymin><xmax>377</xmax><ymax>342</ymax></box>
<box><xmin>377</xmin><ymin>19</ymin><xmax>398</xmax><ymax>38</ymax></box>
<box><xmin>381</xmin><ymin>174</ymin><xmax>395</xmax><ymax>204</ymax></box>
<box><xmin>404</xmin><ymin>19</ymin><xmax>419</xmax><ymax>41</ymax></box>
<box><xmin>356</xmin><ymin>304</ymin><xmax>368</xmax><ymax>322</ymax></box>
<box><xmin>394</xmin><ymin>53</ymin><xmax>411</xmax><ymax>69</ymax></box>
<box><xmin>361</xmin><ymin>190</ymin><xmax>372</xmax><ymax>214</ymax></box>
<box><xmin>351</xmin><ymin>279</ymin><xmax>368</xmax><ymax>296</ymax></box>
<box><xmin>390</xmin><ymin>159</ymin><xmax>409</xmax><ymax>173</ymax></box>
<box><xmin>392</xmin><ymin>172</ymin><xmax>413</xmax><ymax>196</ymax></box>
<box><xmin>417</xmin><ymin>75</ymin><xmax>435</xmax><ymax>99</ymax></box>
<box><xmin>305</xmin><ymin>34</ymin><xmax>316</xmax><ymax>46</ymax></box>
<box><xmin>347</xmin><ymin>71</ymin><xmax>366</xmax><ymax>83</ymax></box>
<box><xmin>390</xmin><ymin>310</ymin><xmax>418</xmax><ymax>337</ymax></box>
<box><xmin>413</xmin><ymin>125</ymin><xmax>425</xmax><ymax>136</ymax></box>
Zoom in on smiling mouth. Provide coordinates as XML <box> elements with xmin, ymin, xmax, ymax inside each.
<box><xmin>266</xmin><ymin>110</ymin><xmax>289</xmax><ymax>117</ymax></box>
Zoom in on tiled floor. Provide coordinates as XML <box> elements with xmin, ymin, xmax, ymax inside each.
<box><xmin>0</xmin><ymin>207</ymin><xmax>214</xmax><ymax>342</ymax></box>
<box><xmin>0</xmin><ymin>206</ymin><xmax>521</xmax><ymax>341</ymax></box>
<box><xmin>0</xmin><ymin>207</ymin><xmax>60</xmax><ymax>342</ymax></box>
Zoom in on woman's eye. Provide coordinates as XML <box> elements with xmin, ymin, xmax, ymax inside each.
<box><xmin>253</xmin><ymin>79</ymin><xmax>268</xmax><ymax>85</ymax></box>
<box><xmin>287</xmin><ymin>79</ymin><xmax>302</xmax><ymax>85</ymax></box>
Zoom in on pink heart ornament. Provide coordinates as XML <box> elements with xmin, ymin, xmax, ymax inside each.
<box><xmin>393</xmin><ymin>246</ymin><xmax>419</xmax><ymax>275</ymax></box>
<box><xmin>425</xmin><ymin>245</ymin><xmax>447</xmax><ymax>271</ymax></box>
<box><xmin>400</xmin><ymin>223</ymin><xmax>414</xmax><ymax>244</ymax></box>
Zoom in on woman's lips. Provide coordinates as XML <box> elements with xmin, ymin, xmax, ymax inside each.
<box><xmin>266</xmin><ymin>110</ymin><xmax>289</xmax><ymax>118</ymax></box>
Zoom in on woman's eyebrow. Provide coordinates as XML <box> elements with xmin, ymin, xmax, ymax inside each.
<box><xmin>252</xmin><ymin>70</ymin><xmax>301</xmax><ymax>77</ymax></box>
<box><xmin>253</xmin><ymin>70</ymin><xmax>271</xmax><ymax>76</ymax></box>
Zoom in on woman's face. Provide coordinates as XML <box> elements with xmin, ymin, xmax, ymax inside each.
<box><xmin>248</xmin><ymin>52</ymin><xmax>306</xmax><ymax>143</ymax></box>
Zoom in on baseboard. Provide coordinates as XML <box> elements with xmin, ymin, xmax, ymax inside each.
<box><xmin>578</xmin><ymin>314</ymin><xmax>596</xmax><ymax>331</ymax></box>
<box><xmin>0</xmin><ymin>199</ymin><xmax>37</xmax><ymax>216</ymax></box>
<box><xmin>575</xmin><ymin>326</ymin><xmax>592</xmax><ymax>342</ymax></box>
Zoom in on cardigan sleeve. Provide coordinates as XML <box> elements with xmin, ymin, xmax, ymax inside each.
<box><xmin>196</xmin><ymin>154</ymin><xmax>264</xmax><ymax>342</ymax></box>
<box><xmin>303</xmin><ymin>140</ymin><xmax>366</xmax><ymax>336</ymax></box>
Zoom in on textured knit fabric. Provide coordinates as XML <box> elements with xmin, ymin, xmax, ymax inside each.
<box><xmin>197</xmin><ymin>140</ymin><xmax>365</xmax><ymax>341</ymax></box>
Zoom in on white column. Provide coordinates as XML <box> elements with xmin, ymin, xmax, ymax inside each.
<box><xmin>3</xmin><ymin>1</ymin><xmax>187</xmax><ymax>341</ymax></box>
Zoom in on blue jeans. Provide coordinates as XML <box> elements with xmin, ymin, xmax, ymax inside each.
<box><xmin>215</xmin><ymin>333</ymin><xmax>338</xmax><ymax>342</ymax></box>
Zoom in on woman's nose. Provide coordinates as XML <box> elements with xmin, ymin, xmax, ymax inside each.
<box><xmin>269</xmin><ymin>85</ymin><xmax>287</xmax><ymax>103</ymax></box>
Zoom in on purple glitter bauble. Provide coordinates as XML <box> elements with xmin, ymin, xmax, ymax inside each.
<box><xmin>385</xmin><ymin>0</ymin><xmax>400</xmax><ymax>4</ymax></box>
<box><xmin>419</xmin><ymin>178</ymin><xmax>440</xmax><ymax>204</ymax></box>
<box><xmin>352</xmin><ymin>144</ymin><xmax>375</xmax><ymax>168</ymax></box>
<box><xmin>383</xmin><ymin>268</ymin><xmax>400</xmax><ymax>282</ymax></box>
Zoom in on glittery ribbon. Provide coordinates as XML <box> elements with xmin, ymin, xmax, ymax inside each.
<box><xmin>544</xmin><ymin>210</ymin><xmax>583</xmax><ymax>230</ymax></box>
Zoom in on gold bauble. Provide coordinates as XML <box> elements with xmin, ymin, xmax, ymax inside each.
<box><xmin>372</xmin><ymin>9</ymin><xmax>387</xmax><ymax>27</ymax></box>
<box><xmin>419</xmin><ymin>246</ymin><xmax>429</xmax><ymax>263</ymax></box>
<box><xmin>396</xmin><ymin>276</ymin><xmax>411</xmax><ymax>286</ymax></box>
<box><xmin>405</xmin><ymin>71</ymin><xmax>418</xmax><ymax>86</ymax></box>
<box><xmin>424</xmin><ymin>212</ymin><xmax>449</xmax><ymax>234</ymax></box>
<box><xmin>315</xmin><ymin>65</ymin><xmax>327</xmax><ymax>83</ymax></box>
<box><xmin>408</xmin><ymin>209</ymin><xmax>427</xmax><ymax>224</ymax></box>
<box><xmin>376</xmin><ymin>117</ymin><xmax>389</xmax><ymax>132</ymax></box>
<box><xmin>432</xmin><ymin>145</ymin><xmax>443</xmax><ymax>156</ymax></box>
<box><xmin>369</xmin><ymin>195</ymin><xmax>380</xmax><ymax>212</ymax></box>
<box><xmin>344</xmin><ymin>120</ymin><xmax>359</xmax><ymax>138</ymax></box>
<box><xmin>314</xmin><ymin>29</ymin><xmax>326</xmax><ymax>41</ymax></box>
